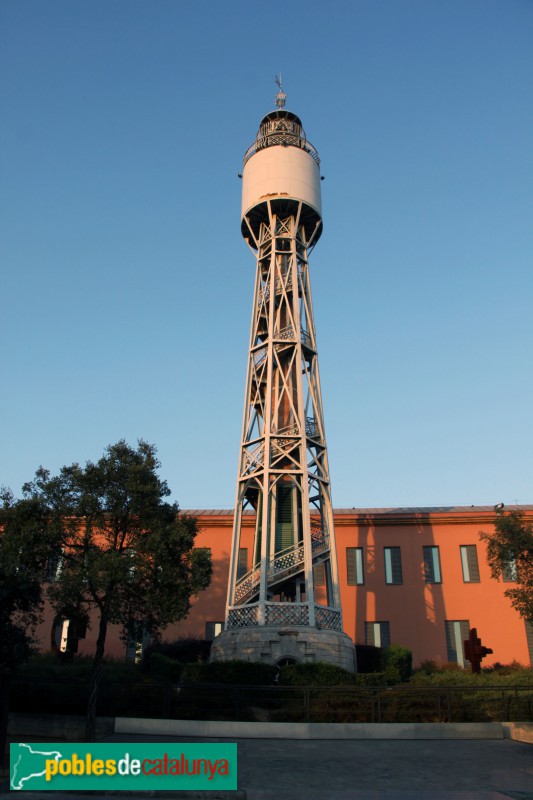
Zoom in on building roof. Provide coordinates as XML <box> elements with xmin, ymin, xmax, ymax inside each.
<box><xmin>184</xmin><ymin>504</ymin><xmax>533</xmax><ymax>516</ymax></box>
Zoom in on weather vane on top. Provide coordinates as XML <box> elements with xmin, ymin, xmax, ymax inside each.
<box><xmin>275</xmin><ymin>74</ymin><xmax>286</xmax><ymax>109</ymax></box>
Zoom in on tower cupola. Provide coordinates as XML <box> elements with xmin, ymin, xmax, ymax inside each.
<box><xmin>244</xmin><ymin>110</ymin><xmax>320</xmax><ymax>169</ymax></box>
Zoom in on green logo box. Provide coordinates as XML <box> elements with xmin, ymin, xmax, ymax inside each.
<box><xmin>10</xmin><ymin>742</ymin><xmax>237</xmax><ymax>791</ymax></box>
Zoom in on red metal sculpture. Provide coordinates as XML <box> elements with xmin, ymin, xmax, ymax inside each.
<box><xmin>464</xmin><ymin>627</ymin><xmax>493</xmax><ymax>673</ymax></box>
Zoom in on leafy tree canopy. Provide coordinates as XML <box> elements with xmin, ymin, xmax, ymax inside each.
<box><xmin>480</xmin><ymin>507</ymin><xmax>533</xmax><ymax>621</ymax></box>
<box><xmin>2</xmin><ymin>440</ymin><xmax>212</xmax><ymax>739</ymax></box>
<box><xmin>19</xmin><ymin>440</ymin><xmax>212</xmax><ymax>635</ymax></box>
<box><xmin>0</xmin><ymin>490</ymin><xmax>54</xmax><ymax>672</ymax></box>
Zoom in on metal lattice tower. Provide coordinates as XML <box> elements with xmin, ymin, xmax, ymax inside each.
<box><xmin>211</xmin><ymin>86</ymin><xmax>355</xmax><ymax>669</ymax></box>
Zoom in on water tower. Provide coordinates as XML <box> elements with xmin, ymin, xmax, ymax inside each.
<box><xmin>211</xmin><ymin>82</ymin><xmax>355</xmax><ymax>670</ymax></box>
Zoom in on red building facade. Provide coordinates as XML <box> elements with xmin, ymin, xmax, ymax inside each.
<box><xmin>40</xmin><ymin>505</ymin><xmax>533</xmax><ymax>668</ymax></box>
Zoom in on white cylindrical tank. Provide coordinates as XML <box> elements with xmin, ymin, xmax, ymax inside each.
<box><xmin>240</xmin><ymin>109</ymin><xmax>323</xmax><ymax>243</ymax></box>
<box><xmin>241</xmin><ymin>144</ymin><xmax>322</xmax><ymax>221</ymax></box>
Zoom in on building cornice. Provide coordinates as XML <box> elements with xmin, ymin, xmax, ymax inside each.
<box><xmin>187</xmin><ymin>505</ymin><xmax>533</xmax><ymax>529</ymax></box>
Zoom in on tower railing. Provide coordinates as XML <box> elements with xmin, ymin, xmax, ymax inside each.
<box><xmin>253</xmin><ymin>346</ymin><xmax>267</xmax><ymax>367</ymax></box>
<box><xmin>233</xmin><ymin>527</ymin><xmax>330</xmax><ymax>605</ymax></box>
<box><xmin>273</xmin><ymin>325</ymin><xmax>313</xmax><ymax>349</ymax></box>
<box><xmin>243</xmin><ymin>131</ymin><xmax>320</xmax><ymax>168</ymax></box>
<box><xmin>227</xmin><ymin>602</ymin><xmax>341</xmax><ymax>631</ymax></box>
<box><xmin>273</xmin><ymin>422</ymin><xmax>300</xmax><ymax>437</ymax></box>
<box><xmin>233</xmin><ymin>566</ymin><xmax>262</xmax><ymax>604</ymax></box>
<box><xmin>227</xmin><ymin>604</ymin><xmax>260</xmax><ymax>627</ymax></box>
<box><xmin>265</xmin><ymin>603</ymin><xmax>309</xmax><ymax>626</ymax></box>
<box><xmin>305</xmin><ymin>417</ymin><xmax>319</xmax><ymax>439</ymax></box>
<box><xmin>257</xmin><ymin>273</ymin><xmax>293</xmax><ymax>308</ymax></box>
<box><xmin>314</xmin><ymin>605</ymin><xmax>342</xmax><ymax>631</ymax></box>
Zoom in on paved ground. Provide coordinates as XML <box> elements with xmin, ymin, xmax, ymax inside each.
<box><xmin>2</xmin><ymin>733</ymin><xmax>532</xmax><ymax>800</ymax></box>
<box><xmin>232</xmin><ymin>739</ymin><xmax>533</xmax><ymax>797</ymax></box>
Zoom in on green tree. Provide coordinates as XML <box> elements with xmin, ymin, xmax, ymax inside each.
<box><xmin>480</xmin><ymin>507</ymin><xmax>533</xmax><ymax>621</ymax></box>
<box><xmin>8</xmin><ymin>440</ymin><xmax>212</xmax><ymax>740</ymax></box>
<box><xmin>0</xmin><ymin>491</ymin><xmax>52</xmax><ymax>672</ymax></box>
<box><xmin>0</xmin><ymin>490</ymin><xmax>56</xmax><ymax>765</ymax></box>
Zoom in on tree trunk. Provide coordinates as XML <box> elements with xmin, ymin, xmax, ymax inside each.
<box><xmin>85</xmin><ymin>615</ymin><xmax>108</xmax><ymax>742</ymax></box>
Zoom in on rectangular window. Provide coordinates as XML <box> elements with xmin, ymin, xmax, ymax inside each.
<box><xmin>313</xmin><ymin>562</ymin><xmax>326</xmax><ymax>586</ymax></box>
<box><xmin>126</xmin><ymin>621</ymin><xmax>148</xmax><ymax>664</ymax></box>
<box><xmin>237</xmin><ymin>547</ymin><xmax>248</xmax><ymax>580</ymax></box>
<box><xmin>384</xmin><ymin>547</ymin><xmax>403</xmax><ymax>584</ymax></box>
<box><xmin>53</xmin><ymin>617</ymin><xmax>70</xmax><ymax>654</ymax></box>
<box><xmin>460</xmin><ymin>545</ymin><xmax>480</xmax><ymax>582</ymax></box>
<box><xmin>423</xmin><ymin>546</ymin><xmax>442</xmax><ymax>583</ymax></box>
<box><xmin>275</xmin><ymin>484</ymin><xmax>294</xmax><ymax>551</ymax></box>
<box><xmin>525</xmin><ymin>621</ymin><xmax>533</xmax><ymax>666</ymax></box>
<box><xmin>205</xmin><ymin>621</ymin><xmax>224</xmax><ymax>641</ymax></box>
<box><xmin>364</xmin><ymin>621</ymin><xmax>391</xmax><ymax>648</ymax></box>
<box><xmin>46</xmin><ymin>549</ymin><xmax>64</xmax><ymax>583</ymax></box>
<box><xmin>502</xmin><ymin>558</ymin><xmax>518</xmax><ymax>582</ymax></box>
<box><xmin>346</xmin><ymin>547</ymin><xmax>364</xmax><ymax>585</ymax></box>
<box><xmin>444</xmin><ymin>620</ymin><xmax>470</xmax><ymax>667</ymax></box>
<box><xmin>53</xmin><ymin>615</ymin><xmax>85</xmax><ymax>655</ymax></box>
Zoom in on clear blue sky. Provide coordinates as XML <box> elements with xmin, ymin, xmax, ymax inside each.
<box><xmin>1</xmin><ymin>0</ymin><xmax>532</xmax><ymax>510</ymax></box>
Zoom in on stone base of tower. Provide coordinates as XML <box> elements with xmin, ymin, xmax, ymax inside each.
<box><xmin>210</xmin><ymin>626</ymin><xmax>356</xmax><ymax>673</ymax></box>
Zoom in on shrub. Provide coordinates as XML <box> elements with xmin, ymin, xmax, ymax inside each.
<box><xmin>383</xmin><ymin>666</ymin><xmax>402</xmax><ymax>685</ymax></box>
<box><xmin>181</xmin><ymin>660</ymin><xmax>278</xmax><ymax>686</ymax></box>
<box><xmin>16</xmin><ymin>652</ymin><xmax>93</xmax><ymax>680</ymax></box>
<box><xmin>409</xmin><ymin>666</ymin><xmax>533</xmax><ymax>687</ymax></box>
<box><xmin>416</xmin><ymin>659</ymin><xmax>439</xmax><ymax>676</ymax></box>
<box><xmin>355</xmin><ymin>644</ymin><xmax>382</xmax><ymax>673</ymax></box>
<box><xmin>355</xmin><ymin>672</ymin><xmax>387</xmax><ymax>686</ymax></box>
<box><xmin>101</xmin><ymin>660</ymin><xmax>144</xmax><ymax>683</ymax></box>
<box><xmin>410</xmin><ymin>669</ymin><xmax>474</xmax><ymax>686</ymax></box>
<box><xmin>142</xmin><ymin>638</ymin><xmax>211</xmax><ymax>670</ymax></box>
<box><xmin>382</xmin><ymin>645</ymin><xmax>412</xmax><ymax>683</ymax></box>
<box><xmin>486</xmin><ymin>661</ymin><xmax>529</xmax><ymax>676</ymax></box>
<box><xmin>15</xmin><ymin>653</ymin><xmax>141</xmax><ymax>683</ymax></box>
<box><xmin>278</xmin><ymin>661</ymin><xmax>356</xmax><ymax>687</ymax></box>
<box><xmin>148</xmin><ymin>653</ymin><xmax>185</xmax><ymax>683</ymax></box>
<box><xmin>439</xmin><ymin>661</ymin><xmax>464</xmax><ymax>672</ymax></box>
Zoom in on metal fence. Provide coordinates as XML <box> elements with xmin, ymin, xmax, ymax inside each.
<box><xmin>9</xmin><ymin>679</ymin><xmax>533</xmax><ymax>724</ymax></box>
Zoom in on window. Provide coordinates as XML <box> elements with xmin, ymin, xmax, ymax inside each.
<box><xmin>460</xmin><ymin>545</ymin><xmax>480</xmax><ymax>582</ymax></box>
<box><xmin>423</xmin><ymin>546</ymin><xmax>442</xmax><ymax>583</ymax></box>
<box><xmin>384</xmin><ymin>547</ymin><xmax>403</xmax><ymax>584</ymax></box>
<box><xmin>237</xmin><ymin>548</ymin><xmax>248</xmax><ymax>580</ymax></box>
<box><xmin>346</xmin><ymin>547</ymin><xmax>364</xmax><ymax>585</ymax></box>
<box><xmin>502</xmin><ymin>558</ymin><xmax>518</xmax><ymax>582</ymax></box>
<box><xmin>52</xmin><ymin>613</ymin><xmax>86</xmax><ymax>655</ymax></box>
<box><xmin>205</xmin><ymin>621</ymin><xmax>224</xmax><ymax>641</ymax></box>
<box><xmin>525</xmin><ymin>621</ymin><xmax>533</xmax><ymax>666</ymax></box>
<box><xmin>126</xmin><ymin>621</ymin><xmax>149</xmax><ymax>663</ymax></box>
<box><xmin>46</xmin><ymin>549</ymin><xmax>63</xmax><ymax>583</ymax></box>
<box><xmin>364</xmin><ymin>621</ymin><xmax>390</xmax><ymax>648</ymax></box>
<box><xmin>52</xmin><ymin>617</ymin><xmax>71</xmax><ymax>654</ymax></box>
<box><xmin>313</xmin><ymin>562</ymin><xmax>326</xmax><ymax>586</ymax></box>
<box><xmin>444</xmin><ymin>620</ymin><xmax>470</xmax><ymax>667</ymax></box>
<box><xmin>275</xmin><ymin>484</ymin><xmax>294</xmax><ymax>551</ymax></box>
